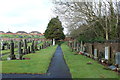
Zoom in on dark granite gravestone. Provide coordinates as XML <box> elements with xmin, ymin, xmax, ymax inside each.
<box><xmin>23</xmin><ymin>39</ymin><xmax>28</xmax><ymax>54</ymax></box>
<box><xmin>8</xmin><ymin>40</ymin><xmax>16</xmax><ymax>60</ymax></box>
<box><xmin>18</xmin><ymin>41</ymin><xmax>23</xmax><ymax>60</ymax></box>
<box><xmin>28</xmin><ymin>46</ymin><xmax>31</xmax><ymax>53</ymax></box>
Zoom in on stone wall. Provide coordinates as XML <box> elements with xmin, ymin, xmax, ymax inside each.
<box><xmin>84</xmin><ymin>42</ymin><xmax>120</xmax><ymax>64</ymax></box>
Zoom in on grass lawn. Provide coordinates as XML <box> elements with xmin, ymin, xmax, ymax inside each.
<box><xmin>1</xmin><ymin>45</ymin><xmax>57</xmax><ymax>74</ymax></box>
<box><xmin>1</xmin><ymin>48</ymin><xmax>18</xmax><ymax>55</ymax></box>
<box><xmin>61</xmin><ymin>44</ymin><xmax>119</xmax><ymax>78</ymax></box>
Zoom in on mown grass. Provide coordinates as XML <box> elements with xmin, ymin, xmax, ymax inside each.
<box><xmin>1</xmin><ymin>45</ymin><xmax>57</xmax><ymax>74</ymax></box>
<box><xmin>61</xmin><ymin>44</ymin><xmax>119</xmax><ymax>78</ymax></box>
<box><xmin>1</xmin><ymin>48</ymin><xmax>18</xmax><ymax>55</ymax></box>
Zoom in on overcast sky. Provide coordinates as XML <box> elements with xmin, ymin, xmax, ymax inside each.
<box><xmin>0</xmin><ymin>0</ymin><xmax>55</xmax><ymax>33</ymax></box>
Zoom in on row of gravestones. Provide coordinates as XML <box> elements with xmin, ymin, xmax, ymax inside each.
<box><xmin>68</xmin><ymin>41</ymin><xmax>120</xmax><ymax>67</ymax></box>
<box><xmin>1</xmin><ymin>41</ymin><xmax>10</xmax><ymax>50</ymax></box>
<box><xmin>7</xmin><ymin>39</ymin><xmax>52</xmax><ymax>60</ymax></box>
<box><xmin>1</xmin><ymin>41</ymin><xmax>19</xmax><ymax>50</ymax></box>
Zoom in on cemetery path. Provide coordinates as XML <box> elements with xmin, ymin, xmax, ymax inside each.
<box><xmin>47</xmin><ymin>45</ymin><xmax>72</xmax><ymax>78</ymax></box>
<box><xmin>2</xmin><ymin>46</ymin><xmax>72</xmax><ymax>79</ymax></box>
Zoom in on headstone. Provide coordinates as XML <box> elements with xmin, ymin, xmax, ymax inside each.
<box><xmin>31</xmin><ymin>40</ymin><xmax>35</xmax><ymax>53</ymax></box>
<box><xmin>53</xmin><ymin>38</ymin><xmax>55</xmax><ymax>45</ymax></box>
<box><xmin>94</xmin><ymin>49</ymin><xmax>98</xmax><ymax>59</ymax></box>
<box><xmin>89</xmin><ymin>44</ymin><xmax>94</xmax><ymax>55</ymax></box>
<box><xmin>73</xmin><ymin>41</ymin><xmax>76</xmax><ymax>51</ymax></box>
<box><xmin>115</xmin><ymin>52</ymin><xmax>120</xmax><ymax>67</ymax></box>
<box><xmin>7</xmin><ymin>57</ymin><xmax>11</xmax><ymax>60</ymax></box>
<box><xmin>105</xmin><ymin>46</ymin><xmax>110</xmax><ymax>60</ymax></box>
<box><xmin>9</xmin><ymin>40</ymin><xmax>16</xmax><ymax>60</ymax></box>
<box><xmin>18</xmin><ymin>41</ymin><xmax>23</xmax><ymax>59</ymax></box>
<box><xmin>39</xmin><ymin>46</ymin><xmax>41</xmax><ymax>50</ymax></box>
<box><xmin>24</xmin><ymin>39</ymin><xmax>28</xmax><ymax>54</ymax></box>
<box><xmin>77</xmin><ymin>43</ymin><xmax>79</xmax><ymax>52</ymax></box>
<box><xmin>35</xmin><ymin>42</ymin><xmax>38</xmax><ymax>51</ymax></box>
<box><xmin>80</xmin><ymin>41</ymin><xmax>83</xmax><ymax>51</ymax></box>
<box><xmin>28</xmin><ymin>46</ymin><xmax>31</xmax><ymax>53</ymax></box>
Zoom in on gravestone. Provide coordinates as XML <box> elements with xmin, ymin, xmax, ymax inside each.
<box><xmin>31</xmin><ymin>40</ymin><xmax>35</xmax><ymax>53</ymax></box>
<box><xmin>94</xmin><ymin>49</ymin><xmax>98</xmax><ymax>59</ymax></box>
<box><xmin>80</xmin><ymin>41</ymin><xmax>84</xmax><ymax>52</ymax></box>
<box><xmin>115</xmin><ymin>52</ymin><xmax>120</xmax><ymax>67</ymax></box>
<box><xmin>53</xmin><ymin>38</ymin><xmax>55</xmax><ymax>45</ymax></box>
<box><xmin>35</xmin><ymin>42</ymin><xmax>38</xmax><ymax>51</ymax></box>
<box><xmin>77</xmin><ymin>43</ymin><xmax>79</xmax><ymax>52</ymax></box>
<box><xmin>73</xmin><ymin>41</ymin><xmax>76</xmax><ymax>51</ymax></box>
<box><xmin>8</xmin><ymin>40</ymin><xmax>16</xmax><ymax>60</ymax></box>
<box><xmin>28</xmin><ymin>46</ymin><xmax>31</xmax><ymax>53</ymax></box>
<box><xmin>23</xmin><ymin>39</ymin><xmax>28</xmax><ymax>54</ymax></box>
<box><xmin>39</xmin><ymin>46</ymin><xmax>41</xmax><ymax>50</ymax></box>
<box><xmin>1</xmin><ymin>41</ymin><xmax>5</xmax><ymax>50</ymax></box>
<box><xmin>18</xmin><ymin>41</ymin><xmax>23</xmax><ymax>59</ymax></box>
<box><xmin>82</xmin><ymin>45</ymin><xmax>85</xmax><ymax>52</ymax></box>
<box><xmin>105</xmin><ymin>46</ymin><xmax>110</xmax><ymax>60</ymax></box>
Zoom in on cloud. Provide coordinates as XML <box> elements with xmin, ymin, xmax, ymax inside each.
<box><xmin>0</xmin><ymin>0</ymin><xmax>54</xmax><ymax>33</ymax></box>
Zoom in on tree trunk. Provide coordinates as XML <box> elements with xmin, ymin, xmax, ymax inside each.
<box><xmin>106</xmin><ymin>30</ymin><xmax>109</xmax><ymax>40</ymax></box>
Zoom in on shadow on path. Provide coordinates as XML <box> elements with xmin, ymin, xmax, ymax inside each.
<box><xmin>2</xmin><ymin>46</ymin><xmax>72</xmax><ymax>79</ymax></box>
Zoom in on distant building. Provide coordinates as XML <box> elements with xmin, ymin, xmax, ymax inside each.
<box><xmin>29</xmin><ymin>31</ymin><xmax>41</xmax><ymax>35</ymax></box>
<box><xmin>16</xmin><ymin>31</ymin><xmax>27</xmax><ymax>34</ymax></box>
<box><xmin>0</xmin><ymin>31</ymin><xmax>4</xmax><ymax>33</ymax></box>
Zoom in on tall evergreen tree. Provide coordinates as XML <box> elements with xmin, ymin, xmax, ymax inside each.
<box><xmin>44</xmin><ymin>16</ymin><xmax>65</xmax><ymax>45</ymax></box>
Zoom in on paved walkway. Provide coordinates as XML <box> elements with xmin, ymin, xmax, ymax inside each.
<box><xmin>2</xmin><ymin>46</ymin><xmax>72</xmax><ymax>79</ymax></box>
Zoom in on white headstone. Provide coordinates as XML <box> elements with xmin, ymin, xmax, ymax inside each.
<box><xmin>94</xmin><ymin>49</ymin><xmax>97</xmax><ymax>58</ymax></box>
<box><xmin>105</xmin><ymin>47</ymin><xmax>109</xmax><ymax>60</ymax></box>
<box><xmin>53</xmin><ymin>38</ymin><xmax>55</xmax><ymax>45</ymax></box>
<box><xmin>7</xmin><ymin>57</ymin><xmax>11</xmax><ymax>60</ymax></box>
